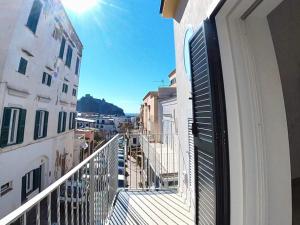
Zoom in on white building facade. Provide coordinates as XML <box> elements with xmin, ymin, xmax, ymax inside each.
<box><xmin>0</xmin><ymin>0</ymin><xmax>82</xmax><ymax>218</ymax></box>
<box><xmin>96</xmin><ymin>117</ymin><xmax>116</xmax><ymax>133</ymax></box>
<box><xmin>161</xmin><ymin>0</ymin><xmax>299</xmax><ymax>224</ymax></box>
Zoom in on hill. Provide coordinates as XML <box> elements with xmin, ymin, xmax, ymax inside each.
<box><xmin>77</xmin><ymin>94</ymin><xmax>125</xmax><ymax>116</ymax></box>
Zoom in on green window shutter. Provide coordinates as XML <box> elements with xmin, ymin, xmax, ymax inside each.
<box><xmin>72</xmin><ymin>113</ymin><xmax>76</xmax><ymax>129</ymax></box>
<box><xmin>0</xmin><ymin>108</ymin><xmax>12</xmax><ymax>147</ymax></box>
<box><xmin>62</xmin><ymin>112</ymin><xmax>66</xmax><ymax>132</ymax></box>
<box><xmin>33</xmin><ymin>167</ymin><xmax>41</xmax><ymax>191</ymax></box>
<box><xmin>65</xmin><ymin>85</ymin><xmax>68</xmax><ymax>93</ymax></box>
<box><xmin>43</xmin><ymin>111</ymin><xmax>48</xmax><ymax>137</ymax></box>
<box><xmin>57</xmin><ymin>112</ymin><xmax>62</xmax><ymax>133</ymax></box>
<box><xmin>17</xmin><ymin>109</ymin><xmax>26</xmax><ymax>144</ymax></box>
<box><xmin>26</xmin><ymin>0</ymin><xmax>42</xmax><ymax>34</ymax></box>
<box><xmin>69</xmin><ymin>112</ymin><xmax>72</xmax><ymax>130</ymax></box>
<box><xmin>18</xmin><ymin>58</ymin><xmax>28</xmax><ymax>75</ymax></box>
<box><xmin>59</xmin><ymin>37</ymin><xmax>66</xmax><ymax>59</ymax></box>
<box><xmin>42</xmin><ymin>73</ymin><xmax>46</xmax><ymax>84</ymax></box>
<box><xmin>21</xmin><ymin>175</ymin><xmax>27</xmax><ymax>203</ymax></box>
<box><xmin>34</xmin><ymin>111</ymin><xmax>40</xmax><ymax>140</ymax></box>
<box><xmin>47</xmin><ymin>75</ymin><xmax>52</xmax><ymax>86</ymax></box>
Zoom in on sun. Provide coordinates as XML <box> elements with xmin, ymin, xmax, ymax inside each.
<box><xmin>61</xmin><ymin>0</ymin><xmax>100</xmax><ymax>14</ymax></box>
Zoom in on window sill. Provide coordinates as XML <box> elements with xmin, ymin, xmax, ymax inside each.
<box><xmin>35</xmin><ymin>136</ymin><xmax>46</xmax><ymax>141</ymax></box>
<box><xmin>0</xmin><ymin>188</ymin><xmax>13</xmax><ymax>197</ymax></box>
<box><xmin>1</xmin><ymin>141</ymin><xmax>22</xmax><ymax>149</ymax></box>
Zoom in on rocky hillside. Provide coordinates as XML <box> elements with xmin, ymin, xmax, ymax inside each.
<box><xmin>77</xmin><ymin>94</ymin><xmax>125</xmax><ymax>116</ymax></box>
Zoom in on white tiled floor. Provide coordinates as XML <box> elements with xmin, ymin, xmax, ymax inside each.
<box><xmin>108</xmin><ymin>190</ymin><xmax>194</xmax><ymax>225</ymax></box>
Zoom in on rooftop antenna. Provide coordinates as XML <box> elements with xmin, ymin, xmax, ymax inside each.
<box><xmin>152</xmin><ymin>79</ymin><xmax>167</xmax><ymax>87</ymax></box>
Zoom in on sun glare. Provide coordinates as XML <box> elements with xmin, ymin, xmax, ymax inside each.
<box><xmin>61</xmin><ymin>0</ymin><xmax>100</xmax><ymax>14</ymax></box>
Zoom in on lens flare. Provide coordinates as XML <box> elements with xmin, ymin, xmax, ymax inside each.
<box><xmin>61</xmin><ymin>0</ymin><xmax>100</xmax><ymax>14</ymax></box>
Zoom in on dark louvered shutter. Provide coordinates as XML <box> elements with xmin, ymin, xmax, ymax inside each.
<box><xmin>0</xmin><ymin>108</ymin><xmax>12</xmax><ymax>147</ymax></box>
<box><xmin>17</xmin><ymin>109</ymin><xmax>26</xmax><ymax>144</ymax></box>
<box><xmin>21</xmin><ymin>175</ymin><xmax>26</xmax><ymax>203</ymax></box>
<box><xmin>26</xmin><ymin>0</ymin><xmax>42</xmax><ymax>34</ymax></box>
<box><xmin>69</xmin><ymin>112</ymin><xmax>72</xmax><ymax>130</ymax></box>
<box><xmin>57</xmin><ymin>112</ymin><xmax>62</xmax><ymax>133</ymax></box>
<box><xmin>190</xmin><ymin>20</ymin><xmax>229</xmax><ymax>225</ymax></box>
<box><xmin>33</xmin><ymin>167</ymin><xmax>41</xmax><ymax>191</ymax></box>
<box><xmin>62</xmin><ymin>112</ymin><xmax>66</xmax><ymax>132</ymax></box>
<box><xmin>72</xmin><ymin>113</ymin><xmax>76</xmax><ymax>129</ymax></box>
<box><xmin>47</xmin><ymin>75</ymin><xmax>52</xmax><ymax>86</ymax></box>
<box><xmin>42</xmin><ymin>72</ymin><xmax>46</xmax><ymax>84</ymax></box>
<box><xmin>59</xmin><ymin>37</ymin><xmax>66</xmax><ymax>59</ymax></box>
<box><xmin>43</xmin><ymin>111</ymin><xmax>48</xmax><ymax>137</ymax></box>
<box><xmin>34</xmin><ymin>111</ymin><xmax>40</xmax><ymax>140</ymax></box>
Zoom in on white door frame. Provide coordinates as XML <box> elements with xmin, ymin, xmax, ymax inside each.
<box><xmin>215</xmin><ymin>0</ymin><xmax>292</xmax><ymax>225</ymax></box>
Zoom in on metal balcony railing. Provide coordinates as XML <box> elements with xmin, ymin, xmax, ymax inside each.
<box><xmin>0</xmin><ymin>135</ymin><xmax>120</xmax><ymax>225</ymax></box>
<box><xmin>126</xmin><ymin>134</ymin><xmax>179</xmax><ymax>189</ymax></box>
<box><xmin>0</xmin><ymin>133</ymin><xmax>194</xmax><ymax>225</ymax></box>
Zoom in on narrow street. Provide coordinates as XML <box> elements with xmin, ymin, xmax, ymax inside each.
<box><xmin>126</xmin><ymin>153</ymin><xmax>143</xmax><ymax>189</ymax></box>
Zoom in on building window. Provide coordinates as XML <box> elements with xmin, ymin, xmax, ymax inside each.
<box><xmin>65</xmin><ymin>45</ymin><xmax>73</xmax><ymax>68</ymax></box>
<box><xmin>170</xmin><ymin>78</ymin><xmax>176</xmax><ymax>85</ymax></box>
<box><xmin>72</xmin><ymin>88</ymin><xmax>77</xmax><ymax>97</ymax></box>
<box><xmin>18</xmin><ymin>57</ymin><xmax>28</xmax><ymax>75</ymax></box>
<box><xmin>34</xmin><ymin>110</ymin><xmax>48</xmax><ymax>140</ymax></box>
<box><xmin>42</xmin><ymin>72</ymin><xmax>52</xmax><ymax>87</ymax></box>
<box><xmin>57</xmin><ymin>111</ymin><xmax>67</xmax><ymax>133</ymax></box>
<box><xmin>21</xmin><ymin>167</ymin><xmax>41</xmax><ymax>203</ymax></box>
<box><xmin>0</xmin><ymin>107</ymin><xmax>26</xmax><ymax>147</ymax></box>
<box><xmin>0</xmin><ymin>181</ymin><xmax>13</xmax><ymax>197</ymax></box>
<box><xmin>62</xmin><ymin>83</ymin><xmax>68</xmax><ymax>94</ymax></box>
<box><xmin>133</xmin><ymin>138</ymin><xmax>137</xmax><ymax>145</ymax></box>
<box><xmin>26</xmin><ymin>0</ymin><xmax>43</xmax><ymax>34</ymax></box>
<box><xmin>59</xmin><ymin>37</ymin><xmax>66</xmax><ymax>59</ymax></box>
<box><xmin>69</xmin><ymin>112</ymin><xmax>76</xmax><ymax>130</ymax></box>
<box><xmin>75</xmin><ymin>57</ymin><xmax>80</xmax><ymax>75</ymax></box>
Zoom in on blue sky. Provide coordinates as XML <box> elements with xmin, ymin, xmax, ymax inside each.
<box><xmin>62</xmin><ymin>0</ymin><xmax>175</xmax><ymax>113</ymax></box>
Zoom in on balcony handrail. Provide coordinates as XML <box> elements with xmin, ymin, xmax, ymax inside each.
<box><xmin>0</xmin><ymin>134</ymin><xmax>120</xmax><ymax>225</ymax></box>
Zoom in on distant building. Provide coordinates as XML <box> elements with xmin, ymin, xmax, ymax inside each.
<box><xmin>0</xmin><ymin>0</ymin><xmax>82</xmax><ymax>217</ymax></box>
<box><xmin>76</xmin><ymin>117</ymin><xmax>96</xmax><ymax>128</ymax></box>
<box><xmin>169</xmin><ymin>69</ymin><xmax>177</xmax><ymax>87</ymax></box>
<box><xmin>141</xmin><ymin>91</ymin><xmax>159</xmax><ymax>135</ymax></box>
<box><xmin>73</xmin><ymin>133</ymin><xmax>88</xmax><ymax>165</ymax></box>
<box><xmin>95</xmin><ymin>116</ymin><xmax>116</xmax><ymax>133</ymax></box>
<box><xmin>74</xmin><ymin>129</ymin><xmax>96</xmax><ymax>161</ymax></box>
<box><xmin>140</xmin><ymin>71</ymin><xmax>177</xmax><ymax>140</ymax></box>
<box><xmin>158</xmin><ymin>88</ymin><xmax>177</xmax><ymax>140</ymax></box>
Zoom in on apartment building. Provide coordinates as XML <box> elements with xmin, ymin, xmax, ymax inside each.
<box><xmin>0</xmin><ymin>0</ymin><xmax>82</xmax><ymax>217</ymax></box>
<box><xmin>95</xmin><ymin>116</ymin><xmax>116</xmax><ymax>133</ymax></box>
<box><xmin>169</xmin><ymin>69</ymin><xmax>177</xmax><ymax>87</ymax></box>
<box><xmin>160</xmin><ymin>0</ymin><xmax>299</xmax><ymax>224</ymax></box>
<box><xmin>76</xmin><ymin>117</ymin><xmax>96</xmax><ymax>128</ymax></box>
<box><xmin>141</xmin><ymin>91</ymin><xmax>159</xmax><ymax>135</ymax></box>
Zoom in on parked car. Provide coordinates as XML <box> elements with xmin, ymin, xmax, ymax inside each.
<box><xmin>118</xmin><ymin>175</ymin><xmax>125</xmax><ymax>188</ymax></box>
<box><xmin>118</xmin><ymin>167</ymin><xmax>125</xmax><ymax>175</ymax></box>
<box><xmin>59</xmin><ymin>180</ymin><xmax>85</xmax><ymax>203</ymax></box>
<box><xmin>118</xmin><ymin>159</ymin><xmax>125</xmax><ymax>168</ymax></box>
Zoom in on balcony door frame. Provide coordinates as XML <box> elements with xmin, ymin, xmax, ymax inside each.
<box><xmin>215</xmin><ymin>0</ymin><xmax>292</xmax><ymax>225</ymax></box>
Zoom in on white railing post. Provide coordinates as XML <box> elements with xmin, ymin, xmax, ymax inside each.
<box><xmin>90</xmin><ymin>158</ymin><xmax>95</xmax><ymax>224</ymax></box>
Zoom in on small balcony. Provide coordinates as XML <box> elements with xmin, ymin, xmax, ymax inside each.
<box><xmin>0</xmin><ymin>133</ymin><xmax>194</xmax><ymax>225</ymax></box>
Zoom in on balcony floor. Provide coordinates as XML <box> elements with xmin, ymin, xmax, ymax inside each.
<box><xmin>108</xmin><ymin>190</ymin><xmax>194</xmax><ymax>225</ymax></box>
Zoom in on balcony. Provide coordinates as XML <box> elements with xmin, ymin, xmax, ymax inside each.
<box><xmin>0</xmin><ymin>133</ymin><xmax>194</xmax><ymax>225</ymax></box>
<box><xmin>160</xmin><ymin>0</ymin><xmax>180</xmax><ymax>19</ymax></box>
